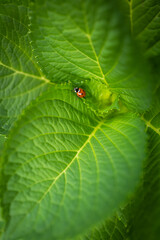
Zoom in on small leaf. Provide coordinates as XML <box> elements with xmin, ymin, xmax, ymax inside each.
<box><xmin>75</xmin><ymin>79</ymin><xmax>119</xmax><ymax>115</ymax></box>
<box><xmin>1</xmin><ymin>86</ymin><xmax>146</xmax><ymax>240</ymax></box>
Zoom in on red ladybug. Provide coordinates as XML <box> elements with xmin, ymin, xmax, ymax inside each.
<box><xmin>74</xmin><ymin>87</ymin><xmax>86</xmax><ymax>98</ymax></box>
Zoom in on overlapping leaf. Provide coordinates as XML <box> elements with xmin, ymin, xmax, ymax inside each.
<box><xmin>128</xmin><ymin>0</ymin><xmax>160</xmax><ymax>57</ymax></box>
<box><xmin>1</xmin><ymin>87</ymin><xmax>146</xmax><ymax>240</ymax></box>
<box><xmin>128</xmin><ymin>129</ymin><xmax>160</xmax><ymax>239</ymax></box>
<box><xmin>122</xmin><ymin>85</ymin><xmax>160</xmax><ymax>240</ymax></box>
<box><xmin>80</xmin><ymin>209</ymin><xmax>128</xmax><ymax>240</ymax></box>
<box><xmin>30</xmin><ymin>0</ymin><xmax>151</xmax><ymax>112</ymax></box>
<box><xmin>0</xmin><ymin>2</ymin><xmax>50</xmax><ymax>133</ymax></box>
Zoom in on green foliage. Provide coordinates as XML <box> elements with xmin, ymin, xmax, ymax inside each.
<box><xmin>80</xmin><ymin>208</ymin><xmax>129</xmax><ymax>240</ymax></box>
<box><xmin>127</xmin><ymin>86</ymin><xmax>160</xmax><ymax>240</ymax></box>
<box><xmin>30</xmin><ymin>0</ymin><xmax>151</xmax><ymax>112</ymax></box>
<box><xmin>0</xmin><ymin>0</ymin><xmax>159</xmax><ymax>240</ymax></box>
<box><xmin>128</xmin><ymin>0</ymin><xmax>160</xmax><ymax>56</ymax></box>
<box><xmin>0</xmin><ymin>2</ymin><xmax>49</xmax><ymax>133</ymax></box>
<box><xmin>1</xmin><ymin>87</ymin><xmax>145</xmax><ymax>240</ymax></box>
<box><xmin>128</xmin><ymin>129</ymin><xmax>160</xmax><ymax>240</ymax></box>
<box><xmin>0</xmin><ymin>135</ymin><xmax>6</xmax><ymax>153</ymax></box>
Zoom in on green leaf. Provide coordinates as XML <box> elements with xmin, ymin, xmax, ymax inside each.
<box><xmin>0</xmin><ymin>205</ymin><xmax>5</xmax><ymax>238</ymax></box>
<box><xmin>128</xmin><ymin>0</ymin><xmax>160</xmax><ymax>57</ymax></box>
<box><xmin>142</xmin><ymin>86</ymin><xmax>160</xmax><ymax>135</ymax></box>
<box><xmin>80</xmin><ymin>209</ymin><xmax>128</xmax><ymax>240</ymax></box>
<box><xmin>30</xmin><ymin>0</ymin><xmax>151</xmax><ymax>112</ymax></box>
<box><xmin>1</xmin><ymin>86</ymin><xmax>146</xmax><ymax>240</ymax></box>
<box><xmin>0</xmin><ymin>135</ymin><xmax>6</xmax><ymax>153</ymax></box>
<box><xmin>72</xmin><ymin>79</ymin><xmax>120</xmax><ymax>116</ymax></box>
<box><xmin>126</xmin><ymin>86</ymin><xmax>160</xmax><ymax>240</ymax></box>
<box><xmin>128</xmin><ymin>128</ymin><xmax>160</xmax><ymax>240</ymax></box>
<box><xmin>0</xmin><ymin>135</ymin><xmax>6</xmax><ymax>236</ymax></box>
<box><xmin>0</xmin><ymin>2</ymin><xmax>50</xmax><ymax>133</ymax></box>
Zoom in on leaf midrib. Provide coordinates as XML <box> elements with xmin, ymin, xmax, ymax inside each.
<box><xmin>5</xmin><ymin>119</ymin><xmax>104</xmax><ymax>236</ymax></box>
<box><xmin>37</xmin><ymin>119</ymin><xmax>104</xmax><ymax>203</ymax></box>
<box><xmin>0</xmin><ymin>62</ymin><xmax>51</xmax><ymax>83</ymax></box>
<box><xmin>81</xmin><ymin>0</ymin><xmax>109</xmax><ymax>86</ymax></box>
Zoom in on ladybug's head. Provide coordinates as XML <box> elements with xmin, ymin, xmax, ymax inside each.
<box><xmin>74</xmin><ymin>87</ymin><xmax>79</xmax><ymax>93</ymax></box>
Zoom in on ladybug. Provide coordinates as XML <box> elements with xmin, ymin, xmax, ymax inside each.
<box><xmin>74</xmin><ymin>87</ymin><xmax>86</xmax><ymax>98</ymax></box>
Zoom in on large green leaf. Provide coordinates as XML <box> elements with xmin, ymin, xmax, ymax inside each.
<box><xmin>30</xmin><ymin>0</ymin><xmax>151</xmax><ymax>112</ymax></box>
<box><xmin>1</xmin><ymin>86</ymin><xmax>146</xmax><ymax>240</ymax></box>
<box><xmin>128</xmin><ymin>0</ymin><xmax>160</xmax><ymax>57</ymax></box>
<box><xmin>0</xmin><ymin>2</ymin><xmax>50</xmax><ymax>133</ymax></box>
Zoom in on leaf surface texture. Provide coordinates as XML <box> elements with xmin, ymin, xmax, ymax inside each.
<box><xmin>1</xmin><ymin>87</ymin><xmax>146</xmax><ymax>240</ymax></box>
